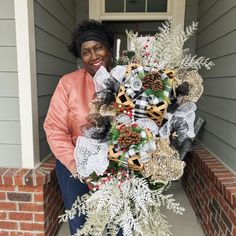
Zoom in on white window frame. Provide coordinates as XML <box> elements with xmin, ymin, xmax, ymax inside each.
<box><xmin>89</xmin><ymin>0</ymin><xmax>186</xmax><ymax>28</ymax></box>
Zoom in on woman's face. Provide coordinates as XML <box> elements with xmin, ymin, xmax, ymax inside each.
<box><xmin>81</xmin><ymin>40</ymin><xmax>112</xmax><ymax>76</ymax></box>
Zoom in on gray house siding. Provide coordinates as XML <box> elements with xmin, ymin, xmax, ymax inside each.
<box><xmin>34</xmin><ymin>0</ymin><xmax>76</xmax><ymax>161</ymax></box>
<box><xmin>184</xmin><ymin>0</ymin><xmax>198</xmax><ymax>54</ymax></box>
<box><xmin>0</xmin><ymin>0</ymin><xmax>21</xmax><ymax>167</ymax></box>
<box><xmin>196</xmin><ymin>0</ymin><xmax>236</xmax><ymax>172</ymax></box>
<box><xmin>76</xmin><ymin>0</ymin><xmax>89</xmax><ymax>24</ymax></box>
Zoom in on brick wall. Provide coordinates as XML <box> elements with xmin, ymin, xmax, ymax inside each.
<box><xmin>0</xmin><ymin>156</ymin><xmax>64</xmax><ymax>236</ymax></box>
<box><xmin>182</xmin><ymin>143</ymin><xmax>236</xmax><ymax>236</ymax></box>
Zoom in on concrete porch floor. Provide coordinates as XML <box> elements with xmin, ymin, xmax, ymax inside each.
<box><xmin>57</xmin><ymin>181</ymin><xmax>205</xmax><ymax>236</ymax></box>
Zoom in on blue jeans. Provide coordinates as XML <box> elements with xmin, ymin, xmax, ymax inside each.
<box><xmin>56</xmin><ymin>159</ymin><xmax>123</xmax><ymax>236</ymax></box>
<box><xmin>55</xmin><ymin>160</ymin><xmax>89</xmax><ymax>235</ymax></box>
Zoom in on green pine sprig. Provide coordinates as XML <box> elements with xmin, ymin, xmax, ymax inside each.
<box><xmin>109</xmin><ymin>125</ymin><xmax>120</xmax><ymax>143</ymax></box>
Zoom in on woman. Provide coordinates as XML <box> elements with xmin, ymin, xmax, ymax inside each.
<box><xmin>44</xmin><ymin>19</ymin><xmax>114</xmax><ymax>235</ymax></box>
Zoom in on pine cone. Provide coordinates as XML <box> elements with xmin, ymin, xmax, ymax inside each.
<box><xmin>152</xmin><ymin>71</ymin><xmax>161</xmax><ymax>80</ymax></box>
<box><xmin>143</xmin><ymin>73</ymin><xmax>155</xmax><ymax>89</ymax></box>
<box><xmin>151</xmin><ymin>79</ymin><xmax>164</xmax><ymax>91</ymax></box>
<box><xmin>118</xmin><ymin>128</ymin><xmax>141</xmax><ymax>147</ymax></box>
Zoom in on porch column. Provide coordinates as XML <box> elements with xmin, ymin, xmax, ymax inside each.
<box><xmin>14</xmin><ymin>0</ymin><xmax>40</xmax><ymax>168</ymax></box>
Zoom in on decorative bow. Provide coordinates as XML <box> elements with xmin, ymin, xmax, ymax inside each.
<box><xmin>124</xmin><ymin>66</ymin><xmax>172</xmax><ymax>120</ymax></box>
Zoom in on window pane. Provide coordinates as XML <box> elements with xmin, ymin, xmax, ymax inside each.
<box><xmin>147</xmin><ymin>0</ymin><xmax>167</xmax><ymax>12</ymax></box>
<box><xmin>126</xmin><ymin>0</ymin><xmax>145</xmax><ymax>12</ymax></box>
<box><xmin>105</xmin><ymin>0</ymin><xmax>124</xmax><ymax>12</ymax></box>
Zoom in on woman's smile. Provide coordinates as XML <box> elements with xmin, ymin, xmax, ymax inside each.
<box><xmin>91</xmin><ymin>60</ymin><xmax>103</xmax><ymax>69</ymax></box>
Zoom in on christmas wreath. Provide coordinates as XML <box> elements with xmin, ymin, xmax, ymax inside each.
<box><xmin>59</xmin><ymin>21</ymin><xmax>214</xmax><ymax>236</ymax></box>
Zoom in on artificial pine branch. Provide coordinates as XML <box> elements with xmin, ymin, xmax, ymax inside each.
<box><xmin>126</xmin><ymin>20</ymin><xmax>214</xmax><ymax>72</ymax></box>
<box><xmin>59</xmin><ymin>174</ymin><xmax>184</xmax><ymax>236</ymax></box>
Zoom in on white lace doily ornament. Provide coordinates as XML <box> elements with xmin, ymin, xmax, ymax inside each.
<box><xmin>74</xmin><ymin>136</ymin><xmax>109</xmax><ymax>177</ymax></box>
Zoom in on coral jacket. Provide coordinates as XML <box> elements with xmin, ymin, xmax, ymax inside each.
<box><xmin>44</xmin><ymin>68</ymin><xmax>95</xmax><ymax>174</ymax></box>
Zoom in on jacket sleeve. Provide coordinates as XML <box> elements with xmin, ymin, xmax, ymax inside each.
<box><xmin>44</xmin><ymin>78</ymin><xmax>76</xmax><ymax>175</ymax></box>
